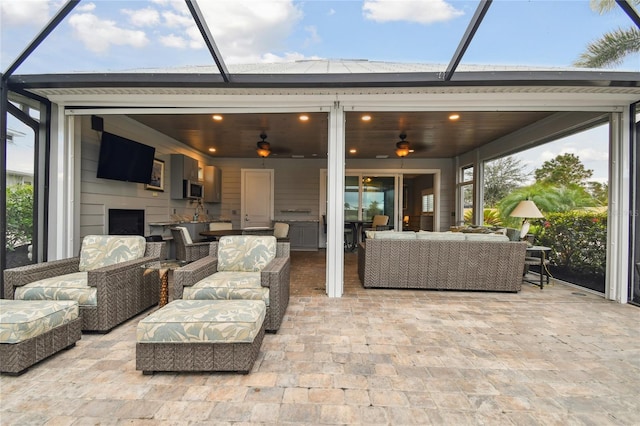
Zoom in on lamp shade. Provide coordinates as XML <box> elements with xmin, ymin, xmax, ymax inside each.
<box><xmin>509</xmin><ymin>200</ymin><xmax>543</xmax><ymax>219</ymax></box>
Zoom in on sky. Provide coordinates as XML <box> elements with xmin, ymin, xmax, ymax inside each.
<box><xmin>1</xmin><ymin>0</ymin><xmax>639</xmax><ymax>73</ymax></box>
<box><xmin>3</xmin><ymin>0</ymin><xmax>637</xmax><ymax>179</ymax></box>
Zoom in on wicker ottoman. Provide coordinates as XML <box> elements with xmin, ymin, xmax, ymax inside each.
<box><xmin>0</xmin><ymin>300</ymin><xmax>81</xmax><ymax>375</ymax></box>
<box><xmin>136</xmin><ymin>299</ymin><xmax>266</xmax><ymax>374</ymax></box>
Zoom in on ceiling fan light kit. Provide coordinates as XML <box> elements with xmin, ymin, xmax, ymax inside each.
<box><xmin>256</xmin><ymin>133</ymin><xmax>271</xmax><ymax>158</ymax></box>
<box><xmin>395</xmin><ymin>133</ymin><xmax>410</xmax><ymax>157</ymax></box>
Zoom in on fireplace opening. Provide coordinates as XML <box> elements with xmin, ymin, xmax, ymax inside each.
<box><xmin>108</xmin><ymin>209</ymin><xmax>145</xmax><ymax>236</ymax></box>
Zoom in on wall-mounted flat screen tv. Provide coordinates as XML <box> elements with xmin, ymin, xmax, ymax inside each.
<box><xmin>97</xmin><ymin>132</ymin><xmax>155</xmax><ymax>184</ymax></box>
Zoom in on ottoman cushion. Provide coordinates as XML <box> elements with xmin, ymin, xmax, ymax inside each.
<box><xmin>0</xmin><ymin>300</ymin><xmax>80</xmax><ymax>343</ymax></box>
<box><xmin>137</xmin><ymin>299</ymin><xmax>266</xmax><ymax>344</ymax></box>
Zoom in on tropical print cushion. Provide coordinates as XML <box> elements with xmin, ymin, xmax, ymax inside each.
<box><xmin>79</xmin><ymin>235</ymin><xmax>146</xmax><ymax>272</ymax></box>
<box><xmin>217</xmin><ymin>236</ymin><xmax>276</xmax><ymax>272</ymax></box>
<box><xmin>0</xmin><ymin>300</ymin><xmax>79</xmax><ymax>344</ymax></box>
<box><xmin>136</xmin><ymin>299</ymin><xmax>266</xmax><ymax>343</ymax></box>
<box><xmin>182</xmin><ymin>271</ymin><xmax>269</xmax><ymax>306</ymax></box>
<box><xmin>14</xmin><ymin>272</ymin><xmax>97</xmax><ymax>306</ymax></box>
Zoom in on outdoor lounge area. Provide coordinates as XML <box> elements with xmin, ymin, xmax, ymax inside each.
<box><xmin>1</xmin><ymin>251</ymin><xmax>639</xmax><ymax>425</ymax></box>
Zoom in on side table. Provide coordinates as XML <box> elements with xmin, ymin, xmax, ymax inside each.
<box><xmin>524</xmin><ymin>246</ymin><xmax>551</xmax><ymax>289</ymax></box>
<box><xmin>142</xmin><ymin>260</ymin><xmax>189</xmax><ymax>307</ymax></box>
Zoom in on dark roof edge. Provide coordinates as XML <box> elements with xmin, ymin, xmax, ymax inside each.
<box><xmin>6</xmin><ymin>70</ymin><xmax>640</xmax><ymax>90</ymax></box>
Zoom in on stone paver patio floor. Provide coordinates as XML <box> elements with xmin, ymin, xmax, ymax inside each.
<box><xmin>1</xmin><ymin>250</ymin><xmax>639</xmax><ymax>425</ymax></box>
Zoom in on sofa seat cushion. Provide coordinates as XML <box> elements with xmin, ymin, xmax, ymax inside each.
<box><xmin>182</xmin><ymin>271</ymin><xmax>269</xmax><ymax>306</ymax></box>
<box><xmin>79</xmin><ymin>235</ymin><xmax>146</xmax><ymax>272</ymax></box>
<box><xmin>13</xmin><ymin>272</ymin><xmax>96</xmax><ymax>306</ymax></box>
<box><xmin>373</xmin><ymin>231</ymin><xmax>416</xmax><ymax>240</ymax></box>
<box><xmin>464</xmin><ymin>233</ymin><xmax>510</xmax><ymax>242</ymax></box>
<box><xmin>136</xmin><ymin>299</ymin><xmax>266</xmax><ymax>344</ymax></box>
<box><xmin>217</xmin><ymin>235</ymin><xmax>276</xmax><ymax>272</ymax></box>
<box><xmin>416</xmin><ymin>231</ymin><xmax>466</xmax><ymax>241</ymax></box>
<box><xmin>0</xmin><ymin>300</ymin><xmax>79</xmax><ymax>344</ymax></box>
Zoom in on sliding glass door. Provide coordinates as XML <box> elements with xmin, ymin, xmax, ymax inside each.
<box><xmin>344</xmin><ymin>174</ymin><xmax>396</xmax><ymax>227</ymax></box>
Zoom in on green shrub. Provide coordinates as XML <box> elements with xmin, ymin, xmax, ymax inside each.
<box><xmin>6</xmin><ymin>183</ymin><xmax>34</xmax><ymax>250</ymax></box>
<box><xmin>534</xmin><ymin>210</ymin><xmax>607</xmax><ymax>277</ymax></box>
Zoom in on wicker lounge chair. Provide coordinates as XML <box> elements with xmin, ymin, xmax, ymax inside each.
<box><xmin>4</xmin><ymin>235</ymin><xmax>166</xmax><ymax>332</ymax></box>
<box><xmin>174</xmin><ymin>236</ymin><xmax>290</xmax><ymax>332</ymax></box>
<box><xmin>171</xmin><ymin>227</ymin><xmax>211</xmax><ymax>262</ymax></box>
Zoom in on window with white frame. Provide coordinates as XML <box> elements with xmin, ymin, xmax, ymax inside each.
<box><xmin>422</xmin><ymin>193</ymin><xmax>434</xmax><ymax>213</ymax></box>
<box><xmin>459</xmin><ymin>165</ymin><xmax>474</xmax><ymax>225</ymax></box>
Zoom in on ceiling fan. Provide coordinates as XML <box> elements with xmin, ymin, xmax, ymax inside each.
<box><xmin>394</xmin><ymin>133</ymin><xmax>428</xmax><ymax>157</ymax></box>
<box><xmin>256</xmin><ymin>132</ymin><xmax>292</xmax><ymax>158</ymax></box>
<box><xmin>395</xmin><ymin>133</ymin><xmax>411</xmax><ymax>157</ymax></box>
<box><xmin>256</xmin><ymin>133</ymin><xmax>271</xmax><ymax>157</ymax></box>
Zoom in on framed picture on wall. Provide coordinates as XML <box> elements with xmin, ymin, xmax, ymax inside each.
<box><xmin>146</xmin><ymin>159</ymin><xmax>165</xmax><ymax>191</ymax></box>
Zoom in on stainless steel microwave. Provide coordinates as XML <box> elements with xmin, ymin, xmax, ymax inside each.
<box><xmin>183</xmin><ymin>180</ymin><xmax>204</xmax><ymax>199</ymax></box>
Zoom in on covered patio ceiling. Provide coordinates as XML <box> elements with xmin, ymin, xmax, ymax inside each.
<box><xmin>127</xmin><ymin>110</ymin><xmax>555</xmax><ymax>159</ymax></box>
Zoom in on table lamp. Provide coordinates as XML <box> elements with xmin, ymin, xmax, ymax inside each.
<box><xmin>509</xmin><ymin>199</ymin><xmax>544</xmax><ymax>239</ymax></box>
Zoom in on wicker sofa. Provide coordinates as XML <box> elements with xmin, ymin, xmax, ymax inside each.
<box><xmin>358</xmin><ymin>231</ymin><xmax>527</xmax><ymax>292</ymax></box>
<box><xmin>4</xmin><ymin>235</ymin><xmax>166</xmax><ymax>332</ymax></box>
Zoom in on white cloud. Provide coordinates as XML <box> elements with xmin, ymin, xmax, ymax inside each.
<box><xmin>304</xmin><ymin>25</ymin><xmax>321</xmax><ymax>47</ymax></box>
<box><xmin>363</xmin><ymin>0</ymin><xmax>464</xmax><ymax>24</ymax></box>
<box><xmin>160</xmin><ymin>33</ymin><xmax>187</xmax><ymax>49</ymax></box>
<box><xmin>558</xmin><ymin>147</ymin><xmax>608</xmax><ymax>162</ymax></box>
<box><xmin>194</xmin><ymin>0</ymin><xmax>303</xmax><ymax>64</ymax></box>
<box><xmin>122</xmin><ymin>7</ymin><xmax>160</xmax><ymax>27</ymax></box>
<box><xmin>328</xmin><ymin>8</ymin><xmax>336</xmax><ymax>16</ymax></box>
<box><xmin>76</xmin><ymin>3</ymin><xmax>96</xmax><ymax>13</ymax></box>
<box><xmin>0</xmin><ymin>0</ymin><xmax>51</xmax><ymax>27</ymax></box>
<box><xmin>68</xmin><ymin>13</ymin><xmax>149</xmax><ymax>53</ymax></box>
<box><xmin>162</xmin><ymin>10</ymin><xmax>193</xmax><ymax>28</ymax></box>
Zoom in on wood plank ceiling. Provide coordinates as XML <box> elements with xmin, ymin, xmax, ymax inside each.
<box><xmin>128</xmin><ymin>110</ymin><xmax>555</xmax><ymax>159</ymax></box>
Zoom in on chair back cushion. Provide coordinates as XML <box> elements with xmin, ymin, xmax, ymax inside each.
<box><xmin>372</xmin><ymin>215</ymin><xmax>389</xmax><ymax>228</ymax></box>
<box><xmin>79</xmin><ymin>235</ymin><xmax>147</xmax><ymax>272</ymax></box>
<box><xmin>273</xmin><ymin>222</ymin><xmax>290</xmax><ymax>238</ymax></box>
<box><xmin>217</xmin><ymin>235</ymin><xmax>277</xmax><ymax>272</ymax></box>
<box><xmin>175</xmin><ymin>226</ymin><xmax>193</xmax><ymax>244</ymax></box>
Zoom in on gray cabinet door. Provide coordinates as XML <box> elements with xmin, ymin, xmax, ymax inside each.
<box><xmin>289</xmin><ymin>222</ymin><xmax>318</xmax><ymax>251</ymax></box>
<box><xmin>170</xmin><ymin>154</ymin><xmax>199</xmax><ymax>199</ymax></box>
<box><xmin>204</xmin><ymin>165</ymin><xmax>221</xmax><ymax>203</ymax></box>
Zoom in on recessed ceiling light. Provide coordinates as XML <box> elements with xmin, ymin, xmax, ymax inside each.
<box><xmin>361</xmin><ymin>115</ymin><xmax>371</xmax><ymax>122</ymax></box>
<box><xmin>349</xmin><ymin>149</ymin><xmax>357</xmax><ymax>154</ymax></box>
<box><xmin>299</xmin><ymin>114</ymin><xmax>309</xmax><ymax>121</ymax></box>
<box><xmin>449</xmin><ymin>113</ymin><xmax>460</xmax><ymax>120</ymax></box>
<box><xmin>208</xmin><ymin>148</ymin><xmax>216</xmax><ymax>152</ymax></box>
<box><xmin>212</xmin><ymin>115</ymin><xmax>223</xmax><ymax>121</ymax></box>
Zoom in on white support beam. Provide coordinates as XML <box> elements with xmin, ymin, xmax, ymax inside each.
<box><xmin>606</xmin><ymin>110</ymin><xmax>631</xmax><ymax>303</ymax></box>
<box><xmin>326</xmin><ymin>102</ymin><xmax>345</xmax><ymax>297</ymax></box>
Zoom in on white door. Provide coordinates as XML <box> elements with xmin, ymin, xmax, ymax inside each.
<box><xmin>241</xmin><ymin>169</ymin><xmax>274</xmax><ymax>229</ymax></box>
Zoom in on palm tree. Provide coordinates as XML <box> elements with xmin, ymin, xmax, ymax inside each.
<box><xmin>497</xmin><ymin>182</ymin><xmax>598</xmax><ymax>227</ymax></box>
<box><xmin>574</xmin><ymin>0</ymin><xmax>640</xmax><ymax>68</ymax></box>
